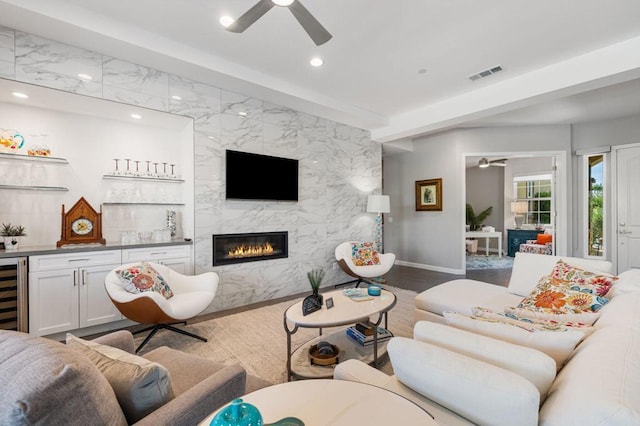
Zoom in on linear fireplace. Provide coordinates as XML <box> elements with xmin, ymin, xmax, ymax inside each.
<box><xmin>212</xmin><ymin>231</ymin><xmax>288</xmax><ymax>266</ymax></box>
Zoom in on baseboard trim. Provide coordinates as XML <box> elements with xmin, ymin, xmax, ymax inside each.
<box><xmin>395</xmin><ymin>260</ymin><xmax>464</xmax><ymax>275</ymax></box>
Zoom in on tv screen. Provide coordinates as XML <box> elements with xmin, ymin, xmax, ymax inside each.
<box><xmin>226</xmin><ymin>150</ymin><xmax>299</xmax><ymax>201</ymax></box>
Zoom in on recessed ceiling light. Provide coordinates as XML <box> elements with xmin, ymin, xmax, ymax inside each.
<box><xmin>310</xmin><ymin>57</ymin><xmax>323</xmax><ymax>67</ymax></box>
<box><xmin>272</xmin><ymin>0</ymin><xmax>294</xmax><ymax>6</ymax></box>
<box><xmin>12</xmin><ymin>92</ymin><xmax>28</xmax><ymax>99</ymax></box>
<box><xmin>238</xmin><ymin>111</ymin><xmax>247</xmax><ymax>117</ymax></box>
<box><xmin>219</xmin><ymin>15</ymin><xmax>235</xmax><ymax>28</ymax></box>
<box><xmin>130</xmin><ymin>113</ymin><xmax>142</xmax><ymax>119</ymax></box>
<box><xmin>78</xmin><ymin>73</ymin><xmax>93</xmax><ymax>80</ymax></box>
<box><xmin>417</xmin><ymin>68</ymin><xmax>427</xmax><ymax>74</ymax></box>
<box><xmin>171</xmin><ymin>95</ymin><xmax>182</xmax><ymax>101</ymax></box>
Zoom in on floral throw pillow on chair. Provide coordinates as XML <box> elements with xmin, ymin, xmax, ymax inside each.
<box><xmin>115</xmin><ymin>262</ymin><xmax>174</xmax><ymax>299</ymax></box>
<box><xmin>351</xmin><ymin>242</ymin><xmax>381</xmax><ymax>266</ymax></box>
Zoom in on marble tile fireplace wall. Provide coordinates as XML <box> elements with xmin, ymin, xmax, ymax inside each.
<box><xmin>0</xmin><ymin>25</ymin><xmax>382</xmax><ymax>313</ymax></box>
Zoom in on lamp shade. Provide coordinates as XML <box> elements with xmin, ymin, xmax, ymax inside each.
<box><xmin>367</xmin><ymin>195</ymin><xmax>390</xmax><ymax>213</ymax></box>
<box><xmin>511</xmin><ymin>201</ymin><xmax>528</xmax><ymax>214</ymax></box>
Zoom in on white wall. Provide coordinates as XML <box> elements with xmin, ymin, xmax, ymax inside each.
<box><xmin>384</xmin><ymin>125</ymin><xmax>572</xmax><ymax>273</ymax></box>
<box><xmin>0</xmin><ymin>99</ymin><xmax>194</xmax><ymax>245</ymax></box>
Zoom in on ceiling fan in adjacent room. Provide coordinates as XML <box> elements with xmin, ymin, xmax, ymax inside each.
<box><xmin>478</xmin><ymin>158</ymin><xmax>507</xmax><ymax>168</ymax></box>
<box><xmin>224</xmin><ymin>0</ymin><xmax>332</xmax><ymax>46</ymax></box>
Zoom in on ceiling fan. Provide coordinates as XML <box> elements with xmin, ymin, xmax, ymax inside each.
<box><xmin>478</xmin><ymin>158</ymin><xmax>507</xmax><ymax>168</ymax></box>
<box><xmin>225</xmin><ymin>0</ymin><xmax>332</xmax><ymax>46</ymax></box>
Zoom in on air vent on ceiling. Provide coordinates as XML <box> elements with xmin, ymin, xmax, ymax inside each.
<box><xmin>468</xmin><ymin>65</ymin><xmax>503</xmax><ymax>81</ymax></box>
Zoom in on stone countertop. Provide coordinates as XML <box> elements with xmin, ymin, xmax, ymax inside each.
<box><xmin>0</xmin><ymin>239</ymin><xmax>192</xmax><ymax>259</ymax></box>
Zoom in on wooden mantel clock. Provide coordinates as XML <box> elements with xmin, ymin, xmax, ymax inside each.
<box><xmin>57</xmin><ymin>197</ymin><xmax>106</xmax><ymax>247</ymax></box>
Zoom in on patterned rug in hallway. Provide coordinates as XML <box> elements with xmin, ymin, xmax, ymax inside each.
<box><xmin>466</xmin><ymin>254</ymin><xmax>514</xmax><ymax>270</ymax></box>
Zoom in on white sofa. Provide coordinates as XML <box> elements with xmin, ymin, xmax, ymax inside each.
<box><xmin>334</xmin><ymin>253</ymin><xmax>640</xmax><ymax>425</ymax></box>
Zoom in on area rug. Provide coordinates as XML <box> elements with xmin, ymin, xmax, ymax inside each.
<box><xmin>132</xmin><ymin>286</ymin><xmax>417</xmax><ymax>385</ymax></box>
<box><xmin>466</xmin><ymin>254</ymin><xmax>514</xmax><ymax>270</ymax></box>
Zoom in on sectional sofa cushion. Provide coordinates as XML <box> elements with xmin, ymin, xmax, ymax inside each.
<box><xmin>539</xmin><ymin>294</ymin><xmax>640</xmax><ymax>424</ymax></box>
<box><xmin>414</xmin><ymin>279</ymin><xmax>522</xmax><ymax>319</ymax></box>
<box><xmin>413</xmin><ymin>321</ymin><xmax>556</xmax><ymax>397</ymax></box>
<box><xmin>388</xmin><ymin>337</ymin><xmax>540</xmax><ymax>426</ymax></box>
<box><xmin>0</xmin><ymin>331</ymin><xmax>127</xmax><ymax>426</ymax></box>
<box><xmin>443</xmin><ymin>311</ymin><xmax>590</xmax><ymax>368</ymax></box>
<box><xmin>66</xmin><ymin>333</ymin><xmax>174</xmax><ymax>423</ymax></box>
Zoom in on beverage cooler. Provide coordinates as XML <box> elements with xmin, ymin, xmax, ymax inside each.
<box><xmin>0</xmin><ymin>257</ymin><xmax>28</xmax><ymax>332</ymax></box>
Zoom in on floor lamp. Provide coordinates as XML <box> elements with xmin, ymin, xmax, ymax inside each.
<box><xmin>367</xmin><ymin>195</ymin><xmax>390</xmax><ymax>252</ymax></box>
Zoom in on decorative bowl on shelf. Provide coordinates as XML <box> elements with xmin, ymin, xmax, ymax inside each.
<box><xmin>309</xmin><ymin>341</ymin><xmax>339</xmax><ymax>366</ymax></box>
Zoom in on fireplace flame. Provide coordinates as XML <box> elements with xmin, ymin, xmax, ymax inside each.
<box><xmin>228</xmin><ymin>242</ymin><xmax>274</xmax><ymax>258</ymax></box>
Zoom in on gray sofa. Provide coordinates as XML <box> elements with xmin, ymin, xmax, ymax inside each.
<box><xmin>0</xmin><ymin>329</ymin><xmax>271</xmax><ymax>425</ymax></box>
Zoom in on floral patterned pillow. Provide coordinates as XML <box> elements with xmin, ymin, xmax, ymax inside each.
<box><xmin>351</xmin><ymin>242</ymin><xmax>381</xmax><ymax>266</ymax></box>
<box><xmin>517</xmin><ymin>275</ymin><xmax>609</xmax><ymax>315</ymax></box>
<box><xmin>472</xmin><ymin>306</ymin><xmax>594</xmax><ymax>333</ymax></box>
<box><xmin>550</xmin><ymin>260</ymin><xmax>617</xmax><ymax>296</ymax></box>
<box><xmin>115</xmin><ymin>262</ymin><xmax>174</xmax><ymax>299</ymax></box>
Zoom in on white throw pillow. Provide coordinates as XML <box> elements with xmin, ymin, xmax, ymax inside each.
<box><xmin>605</xmin><ymin>268</ymin><xmax>640</xmax><ymax>298</ymax></box>
<box><xmin>388</xmin><ymin>337</ymin><xmax>540</xmax><ymax>426</ymax></box>
<box><xmin>443</xmin><ymin>311</ymin><xmax>589</xmax><ymax>368</ymax></box>
<box><xmin>413</xmin><ymin>321</ymin><xmax>556</xmax><ymax>398</ymax></box>
<box><xmin>66</xmin><ymin>334</ymin><xmax>174</xmax><ymax>423</ymax></box>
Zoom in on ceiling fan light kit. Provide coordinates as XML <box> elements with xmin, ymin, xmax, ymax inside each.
<box><xmin>225</xmin><ymin>0</ymin><xmax>332</xmax><ymax>46</ymax></box>
<box><xmin>478</xmin><ymin>157</ymin><xmax>507</xmax><ymax>168</ymax></box>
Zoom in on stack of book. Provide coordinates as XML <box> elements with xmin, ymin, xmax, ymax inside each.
<box><xmin>346</xmin><ymin>323</ymin><xmax>393</xmax><ymax>346</ymax></box>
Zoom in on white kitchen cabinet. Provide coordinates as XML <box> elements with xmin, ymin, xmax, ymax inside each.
<box><xmin>28</xmin><ymin>250</ymin><xmax>122</xmax><ymax>336</ymax></box>
<box><xmin>121</xmin><ymin>244</ymin><xmax>192</xmax><ymax>274</ymax></box>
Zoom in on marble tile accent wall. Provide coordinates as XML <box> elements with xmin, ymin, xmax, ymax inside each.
<box><xmin>0</xmin><ymin>26</ymin><xmax>381</xmax><ymax>312</ymax></box>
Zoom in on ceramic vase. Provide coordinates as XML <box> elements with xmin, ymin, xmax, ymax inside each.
<box><xmin>2</xmin><ymin>236</ymin><xmax>20</xmax><ymax>250</ymax></box>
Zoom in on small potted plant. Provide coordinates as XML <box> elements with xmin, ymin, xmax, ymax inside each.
<box><xmin>1</xmin><ymin>223</ymin><xmax>26</xmax><ymax>250</ymax></box>
<box><xmin>307</xmin><ymin>268</ymin><xmax>325</xmax><ymax>304</ymax></box>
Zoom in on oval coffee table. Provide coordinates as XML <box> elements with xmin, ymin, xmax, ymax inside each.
<box><xmin>199</xmin><ymin>379</ymin><xmax>436</xmax><ymax>425</ymax></box>
<box><xmin>284</xmin><ymin>288</ymin><xmax>396</xmax><ymax>381</ymax></box>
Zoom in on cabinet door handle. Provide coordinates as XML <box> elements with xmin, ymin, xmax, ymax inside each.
<box><xmin>73</xmin><ymin>270</ymin><xmax>77</xmax><ymax>286</ymax></box>
<box><xmin>82</xmin><ymin>270</ymin><xmax>87</xmax><ymax>285</ymax></box>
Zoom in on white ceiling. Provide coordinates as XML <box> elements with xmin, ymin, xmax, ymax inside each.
<box><xmin>1</xmin><ymin>0</ymin><xmax>640</xmax><ymax>143</ymax></box>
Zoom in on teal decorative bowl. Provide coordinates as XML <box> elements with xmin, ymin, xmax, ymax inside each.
<box><xmin>210</xmin><ymin>398</ymin><xmax>263</xmax><ymax>426</ymax></box>
<box><xmin>367</xmin><ymin>284</ymin><xmax>382</xmax><ymax>296</ymax></box>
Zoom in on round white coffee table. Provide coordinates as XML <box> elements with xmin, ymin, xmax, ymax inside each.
<box><xmin>284</xmin><ymin>288</ymin><xmax>396</xmax><ymax>380</ymax></box>
<box><xmin>199</xmin><ymin>379</ymin><xmax>437</xmax><ymax>425</ymax></box>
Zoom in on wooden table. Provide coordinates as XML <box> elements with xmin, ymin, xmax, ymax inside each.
<box><xmin>465</xmin><ymin>231</ymin><xmax>502</xmax><ymax>257</ymax></box>
<box><xmin>284</xmin><ymin>288</ymin><xmax>396</xmax><ymax>381</ymax></box>
<box><xmin>199</xmin><ymin>379</ymin><xmax>437</xmax><ymax>426</ymax></box>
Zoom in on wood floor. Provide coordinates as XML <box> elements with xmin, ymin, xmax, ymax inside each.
<box><xmin>381</xmin><ymin>264</ymin><xmax>512</xmax><ymax>293</ymax></box>
<box><xmin>199</xmin><ymin>264</ymin><xmax>512</xmax><ymax>321</ymax></box>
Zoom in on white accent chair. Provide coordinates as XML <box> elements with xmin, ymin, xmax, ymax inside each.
<box><xmin>105</xmin><ymin>262</ymin><xmax>219</xmax><ymax>353</ymax></box>
<box><xmin>334</xmin><ymin>241</ymin><xmax>396</xmax><ymax>288</ymax></box>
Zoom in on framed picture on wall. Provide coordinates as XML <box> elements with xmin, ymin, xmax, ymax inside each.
<box><xmin>415</xmin><ymin>178</ymin><xmax>442</xmax><ymax>211</ymax></box>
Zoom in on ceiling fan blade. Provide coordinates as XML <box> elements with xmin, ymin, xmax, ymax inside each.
<box><xmin>288</xmin><ymin>1</ymin><xmax>332</xmax><ymax>46</ymax></box>
<box><xmin>490</xmin><ymin>158</ymin><xmax>508</xmax><ymax>167</ymax></box>
<box><xmin>226</xmin><ymin>0</ymin><xmax>275</xmax><ymax>33</ymax></box>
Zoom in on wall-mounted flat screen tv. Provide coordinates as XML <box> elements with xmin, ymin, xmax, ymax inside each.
<box><xmin>225</xmin><ymin>150</ymin><xmax>299</xmax><ymax>201</ymax></box>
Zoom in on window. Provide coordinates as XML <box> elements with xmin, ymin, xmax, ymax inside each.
<box><xmin>586</xmin><ymin>155</ymin><xmax>604</xmax><ymax>257</ymax></box>
<box><xmin>513</xmin><ymin>174</ymin><xmax>552</xmax><ymax>225</ymax></box>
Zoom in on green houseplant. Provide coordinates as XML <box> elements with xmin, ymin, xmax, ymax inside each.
<box><xmin>307</xmin><ymin>269</ymin><xmax>325</xmax><ymax>296</ymax></box>
<box><xmin>465</xmin><ymin>204</ymin><xmax>493</xmax><ymax>231</ymax></box>
<box><xmin>1</xmin><ymin>223</ymin><xmax>26</xmax><ymax>250</ymax></box>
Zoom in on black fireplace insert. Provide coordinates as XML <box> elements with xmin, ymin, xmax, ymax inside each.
<box><xmin>212</xmin><ymin>231</ymin><xmax>288</xmax><ymax>266</ymax></box>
